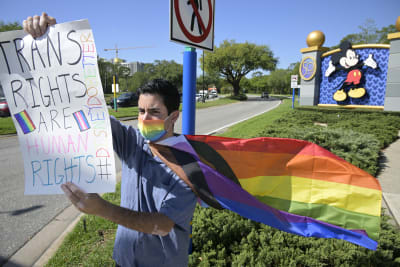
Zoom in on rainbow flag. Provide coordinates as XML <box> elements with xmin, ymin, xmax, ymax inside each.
<box><xmin>73</xmin><ymin>110</ymin><xmax>90</xmax><ymax>132</ymax></box>
<box><xmin>14</xmin><ymin>110</ymin><xmax>36</xmax><ymax>134</ymax></box>
<box><xmin>157</xmin><ymin>135</ymin><xmax>382</xmax><ymax>250</ymax></box>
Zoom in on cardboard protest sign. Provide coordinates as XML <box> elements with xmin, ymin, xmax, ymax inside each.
<box><xmin>0</xmin><ymin>20</ymin><xmax>116</xmax><ymax>195</ymax></box>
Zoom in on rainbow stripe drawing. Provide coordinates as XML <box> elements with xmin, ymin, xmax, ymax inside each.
<box><xmin>14</xmin><ymin>110</ymin><xmax>36</xmax><ymax>134</ymax></box>
<box><xmin>157</xmin><ymin>134</ymin><xmax>382</xmax><ymax>250</ymax></box>
<box><xmin>73</xmin><ymin>110</ymin><xmax>91</xmax><ymax>132</ymax></box>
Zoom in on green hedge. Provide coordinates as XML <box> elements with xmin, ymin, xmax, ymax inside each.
<box><xmin>257</xmin><ymin>108</ymin><xmax>400</xmax><ymax>176</ymax></box>
<box><xmin>228</xmin><ymin>94</ymin><xmax>248</xmax><ymax>101</ymax></box>
<box><xmin>189</xmin><ymin>207</ymin><xmax>400</xmax><ymax>266</ymax></box>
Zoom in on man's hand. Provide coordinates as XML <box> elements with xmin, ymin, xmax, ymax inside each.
<box><xmin>61</xmin><ymin>182</ymin><xmax>174</xmax><ymax>235</ymax></box>
<box><xmin>61</xmin><ymin>182</ymin><xmax>106</xmax><ymax>216</ymax></box>
<box><xmin>23</xmin><ymin>12</ymin><xmax>56</xmax><ymax>38</ymax></box>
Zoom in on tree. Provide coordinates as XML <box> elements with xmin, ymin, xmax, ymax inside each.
<box><xmin>377</xmin><ymin>24</ymin><xmax>397</xmax><ymax>44</ymax></box>
<box><xmin>203</xmin><ymin>40</ymin><xmax>277</xmax><ymax>96</ymax></box>
<box><xmin>332</xmin><ymin>19</ymin><xmax>397</xmax><ymax>48</ymax></box>
<box><xmin>97</xmin><ymin>57</ymin><xmax>130</xmax><ymax>93</ymax></box>
<box><xmin>98</xmin><ymin>57</ymin><xmax>114</xmax><ymax>94</ymax></box>
<box><xmin>267</xmin><ymin>69</ymin><xmax>291</xmax><ymax>95</ymax></box>
<box><xmin>196</xmin><ymin>72</ymin><xmax>223</xmax><ymax>92</ymax></box>
<box><xmin>0</xmin><ymin>21</ymin><xmax>22</xmax><ymax>32</ymax></box>
<box><xmin>129</xmin><ymin>71</ymin><xmax>151</xmax><ymax>92</ymax></box>
<box><xmin>247</xmin><ymin>72</ymin><xmax>269</xmax><ymax>94</ymax></box>
<box><xmin>147</xmin><ymin>60</ymin><xmax>183</xmax><ymax>90</ymax></box>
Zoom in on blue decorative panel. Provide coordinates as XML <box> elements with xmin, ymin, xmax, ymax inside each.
<box><xmin>319</xmin><ymin>48</ymin><xmax>389</xmax><ymax>106</ymax></box>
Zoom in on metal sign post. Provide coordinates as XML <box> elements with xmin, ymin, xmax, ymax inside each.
<box><xmin>182</xmin><ymin>47</ymin><xmax>197</xmax><ymax>135</ymax></box>
<box><xmin>291</xmin><ymin>75</ymin><xmax>300</xmax><ymax>109</ymax></box>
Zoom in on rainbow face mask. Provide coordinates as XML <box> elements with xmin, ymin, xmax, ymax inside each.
<box><xmin>138</xmin><ymin>116</ymin><xmax>170</xmax><ymax>142</ymax></box>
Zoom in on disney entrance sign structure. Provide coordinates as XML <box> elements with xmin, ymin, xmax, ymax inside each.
<box><xmin>298</xmin><ymin>16</ymin><xmax>400</xmax><ymax>111</ymax></box>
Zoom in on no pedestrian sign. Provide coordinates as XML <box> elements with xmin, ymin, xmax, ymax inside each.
<box><xmin>170</xmin><ymin>0</ymin><xmax>215</xmax><ymax>51</ymax></box>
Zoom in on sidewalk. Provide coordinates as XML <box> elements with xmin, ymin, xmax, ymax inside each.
<box><xmin>4</xmin><ymin>135</ymin><xmax>400</xmax><ymax>267</ymax></box>
<box><xmin>379</xmin><ymin>132</ymin><xmax>400</xmax><ymax>228</ymax></box>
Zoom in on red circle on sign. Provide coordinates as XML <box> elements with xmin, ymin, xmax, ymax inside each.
<box><xmin>174</xmin><ymin>0</ymin><xmax>213</xmax><ymax>43</ymax></box>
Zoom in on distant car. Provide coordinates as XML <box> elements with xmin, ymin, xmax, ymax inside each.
<box><xmin>0</xmin><ymin>97</ymin><xmax>10</xmax><ymax>117</ymax></box>
<box><xmin>196</xmin><ymin>93</ymin><xmax>205</xmax><ymax>102</ymax></box>
<box><xmin>261</xmin><ymin>92</ymin><xmax>269</xmax><ymax>99</ymax></box>
<box><xmin>210</xmin><ymin>90</ymin><xmax>218</xmax><ymax>98</ymax></box>
<box><xmin>109</xmin><ymin>92</ymin><xmax>138</xmax><ymax>107</ymax></box>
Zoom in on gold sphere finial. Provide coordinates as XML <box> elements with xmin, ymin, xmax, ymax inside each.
<box><xmin>306</xmin><ymin>30</ymin><xmax>325</xmax><ymax>47</ymax></box>
<box><xmin>396</xmin><ymin>16</ymin><xmax>400</xmax><ymax>32</ymax></box>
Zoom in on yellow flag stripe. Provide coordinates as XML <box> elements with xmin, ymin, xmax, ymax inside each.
<box><xmin>239</xmin><ymin>175</ymin><xmax>382</xmax><ymax>217</ymax></box>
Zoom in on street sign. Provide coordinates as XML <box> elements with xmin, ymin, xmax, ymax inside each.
<box><xmin>170</xmin><ymin>0</ymin><xmax>215</xmax><ymax>51</ymax></box>
<box><xmin>291</xmin><ymin>75</ymin><xmax>300</xmax><ymax>88</ymax></box>
<box><xmin>112</xmin><ymin>84</ymin><xmax>119</xmax><ymax>93</ymax></box>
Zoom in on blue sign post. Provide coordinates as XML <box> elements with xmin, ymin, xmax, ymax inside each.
<box><xmin>182</xmin><ymin>47</ymin><xmax>197</xmax><ymax>135</ymax></box>
<box><xmin>292</xmin><ymin>88</ymin><xmax>295</xmax><ymax>109</ymax></box>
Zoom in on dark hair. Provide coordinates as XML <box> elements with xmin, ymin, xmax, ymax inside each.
<box><xmin>137</xmin><ymin>79</ymin><xmax>180</xmax><ymax>114</ymax></box>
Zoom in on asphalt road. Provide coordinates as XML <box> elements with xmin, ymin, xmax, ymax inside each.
<box><xmin>0</xmin><ymin>96</ymin><xmax>279</xmax><ymax>264</ymax></box>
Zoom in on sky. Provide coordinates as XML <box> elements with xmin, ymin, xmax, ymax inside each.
<box><xmin>1</xmin><ymin>0</ymin><xmax>399</xmax><ymax>76</ymax></box>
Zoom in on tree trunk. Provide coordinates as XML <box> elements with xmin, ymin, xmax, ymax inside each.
<box><xmin>232</xmin><ymin>80</ymin><xmax>241</xmax><ymax>96</ymax></box>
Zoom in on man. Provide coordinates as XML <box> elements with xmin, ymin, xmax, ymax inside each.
<box><xmin>23</xmin><ymin>14</ymin><xmax>197</xmax><ymax>267</ymax></box>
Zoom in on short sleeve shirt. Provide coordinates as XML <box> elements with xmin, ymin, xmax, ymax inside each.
<box><xmin>110</xmin><ymin>117</ymin><xmax>197</xmax><ymax>267</ymax></box>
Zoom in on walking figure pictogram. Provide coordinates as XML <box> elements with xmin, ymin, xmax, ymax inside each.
<box><xmin>187</xmin><ymin>0</ymin><xmax>202</xmax><ymax>34</ymax></box>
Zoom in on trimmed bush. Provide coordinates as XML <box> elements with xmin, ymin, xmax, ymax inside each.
<box><xmin>228</xmin><ymin>94</ymin><xmax>248</xmax><ymax>101</ymax></box>
<box><xmin>189</xmin><ymin>206</ymin><xmax>400</xmax><ymax>267</ymax></box>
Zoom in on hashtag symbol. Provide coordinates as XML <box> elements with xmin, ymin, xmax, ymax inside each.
<box><xmin>97</xmin><ymin>158</ymin><xmax>112</xmax><ymax>180</ymax></box>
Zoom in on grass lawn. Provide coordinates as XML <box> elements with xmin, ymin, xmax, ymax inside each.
<box><xmin>45</xmin><ymin>183</ymin><xmax>121</xmax><ymax>266</ymax></box>
<box><xmin>108</xmin><ymin>106</ymin><xmax>139</xmax><ymax>119</ymax></box>
<box><xmin>220</xmin><ymin>98</ymin><xmax>290</xmax><ymax>138</ymax></box>
<box><xmin>0</xmin><ymin>117</ymin><xmax>16</xmax><ymax>135</ymax></box>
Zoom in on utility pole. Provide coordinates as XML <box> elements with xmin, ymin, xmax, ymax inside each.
<box><xmin>104</xmin><ymin>44</ymin><xmax>153</xmax><ymax>111</ymax></box>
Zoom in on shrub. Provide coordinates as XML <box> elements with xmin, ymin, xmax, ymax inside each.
<box><xmin>228</xmin><ymin>94</ymin><xmax>248</xmax><ymax>101</ymax></box>
<box><xmin>189</xmin><ymin>206</ymin><xmax>400</xmax><ymax>266</ymax></box>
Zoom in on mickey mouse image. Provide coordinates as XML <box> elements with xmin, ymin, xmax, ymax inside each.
<box><xmin>325</xmin><ymin>40</ymin><xmax>377</xmax><ymax>102</ymax></box>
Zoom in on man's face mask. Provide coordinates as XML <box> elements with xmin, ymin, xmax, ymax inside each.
<box><xmin>138</xmin><ymin>115</ymin><xmax>170</xmax><ymax>142</ymax></box>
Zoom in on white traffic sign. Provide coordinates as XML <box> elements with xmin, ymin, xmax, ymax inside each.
<box><xmin>112</xmin><ymin>84</ymin><xmax>119</xmax><ymax>93</ymax></box>
<box><xmin>170</xmin><ymin>0</ymin><xmax>215</xmax><ymax>51</ymax></box>
<box><xmin>291</xmin><ymin>75</ymin><xmax>300</xmax><ymax>88</ymax></box>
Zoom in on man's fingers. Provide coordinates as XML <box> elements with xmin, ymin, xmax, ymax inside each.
<box><xmin>61</xmin><ymin>183</ymin><xmax>81</xmax><ymax>206</ymax></box>
<box><xmin>39</xmin><ymin>12</ymin><xmax>56</xmax><ymax>35</ymax></box>
<box><xmin>43</xmin><ymin>12</ymin><xmax>57</xmax><ymax>26</ymax></box>
<box><xmin>24</xmin><ymin>16</ymin><xmax>35</xmax><ymax>37</ymax></box>
<box><xmin>65</xmin><ymin>182</ymin><xmax>86</xmax><ymax>195</ymax></box>
<box><xmin>22</xmin><ymin>13</ymin><xmax>56</xmax><ymax>38</ymax></box>
<box><xmin>32</xmin><ymin>15</ymin><xmax>42</xmax><ymax>38</ymax></box>
<box><xmin>39</xmin><ymin>13</ymin><xmax>48</xmax><ymax>36</ymax></box>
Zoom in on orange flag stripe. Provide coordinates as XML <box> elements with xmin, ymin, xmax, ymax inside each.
<box><xmin>215</xmin><ymin>150</ymin><xmax>381</xmax><ymax>191</ymax></box>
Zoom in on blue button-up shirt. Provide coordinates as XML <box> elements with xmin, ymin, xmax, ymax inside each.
<box><xmin>110</xmin><ymin>117</ymin><xmax>197</xmax><ymax>267</ymax></box>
